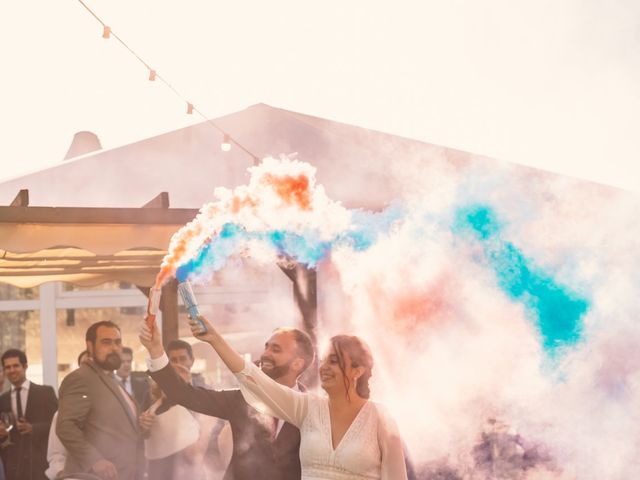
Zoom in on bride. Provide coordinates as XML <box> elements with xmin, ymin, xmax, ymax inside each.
<box><xmin>140</xmin><ymin>315</ymin><xmax>407</xmax><ymax>480</ymax></box>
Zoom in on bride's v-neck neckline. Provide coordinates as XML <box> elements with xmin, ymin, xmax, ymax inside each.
<box><xmin>325</xmin><ymin>400</ymin><xmax>370</xmax><ymax>452</ymax></box>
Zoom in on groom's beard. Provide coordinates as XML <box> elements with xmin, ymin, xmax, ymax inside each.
<box><xmin>261</xmin><ymin>358</ymin><xmax>292</xmax><ymax>380</ymax></box>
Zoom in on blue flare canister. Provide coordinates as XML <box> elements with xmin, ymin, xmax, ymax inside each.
<box><xmin>177</xmin><ymin>280</ymin><xmax>207</xmax><ymax>334</ymax></box>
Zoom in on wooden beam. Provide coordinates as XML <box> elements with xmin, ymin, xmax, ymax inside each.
<box><xmin>0</xmin><ymin>267</ymin><xmax>160</xmax><ymax>276</ymax></box>
<box><xmin>0</xmin><ymin>259</ymin><xmax>163</xmax><ymax>269</ymax></box>
<box><xmin>143</xmin><ymin>192</ymin><xmax>170</xmax><ymax>209</ymax></box>
<box><xmin>10</xmin><ymin>189</ymin><xmax>29</xmax><ymax>207</ymax></box>
<box><xmin>0</xmin><ymin>206</ymin><xmax>198</xmax><ymax>224</ymax></box>
<box><xmin>0</xmin><ymin>253</ymin><xmax>164</xmax><ymax>262</ymax></box>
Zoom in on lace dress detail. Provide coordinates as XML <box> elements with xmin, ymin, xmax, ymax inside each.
<box><xmin>235</xmin><ymin>362</ymin><xmax>407</xmax><ymax>480</ymax></box>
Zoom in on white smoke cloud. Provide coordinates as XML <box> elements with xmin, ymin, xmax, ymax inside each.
<box><xmin>173</xmin><ymin>157</ymin><xmax>639</xmax><ymax>478</ymax></box>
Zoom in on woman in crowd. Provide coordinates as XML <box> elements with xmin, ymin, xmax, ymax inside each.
<box><xmin>141</xmin><ymin>315</ymin><xmax>407</xmax><ymax>480</ymax></box>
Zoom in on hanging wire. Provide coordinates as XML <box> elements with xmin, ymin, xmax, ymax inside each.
<box><xmin>76</xmin><ymin>0</ymin><xmax>260</xmax><ymax>164</ymax></box>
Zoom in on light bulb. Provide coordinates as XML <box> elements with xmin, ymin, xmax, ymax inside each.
<box><xmin>221</xmin><ymin>134</ymin><xmax>231</xmax><ymax>152</ymax></box>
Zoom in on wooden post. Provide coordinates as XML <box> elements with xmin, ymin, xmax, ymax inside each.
<box><xmin>137</xmin><ymin>278</ymin><xmax>179</xmax><ymax>345</ymax></box>
<box><xmin>160</xmin><ymin>278</ymin><xmax>179</xmax><ymax>346</ymax></box>
<box><xmin>39</xmin><ymin>282</ymin><xmax>58</xmax><ymax>390</ymax></box>
<box><xmin>139</xmin><ymin>191</ymin><xmax>178</xmax><ymax>344</ymax></box>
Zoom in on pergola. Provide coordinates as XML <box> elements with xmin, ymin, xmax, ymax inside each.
<box><xmin>0</xmin><ymin>189</ymin><xmax>318</xmax><ymax>386</ymax></box>
<box><xmin>0</xmin><ymin>191</ymin><xmax>188</xmax><ymax>287</ymax></box>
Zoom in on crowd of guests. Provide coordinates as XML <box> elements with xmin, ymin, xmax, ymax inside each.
<box><xmin>0</xmin><ymin>316</ymin><xmax>412</xmax><ymax>480</ymax></box>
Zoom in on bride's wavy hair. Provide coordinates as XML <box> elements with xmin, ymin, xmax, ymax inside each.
<box><xmin>330</xmin><ymin>335</ymin><xmax>374</xmax><ymax>401</ymax></box>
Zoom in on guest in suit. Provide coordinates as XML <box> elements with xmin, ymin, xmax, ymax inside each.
<box><xmin>57</xmin><ymin>321</ymin><xmax>143</xmax><ymax>480</ymax></box>
<box><xmin>0</xmin><ymin>348</ymin><xmax>58</xmax><ymax>480</ymax></box>
<box><xmin>116</xmin><ymin>347</ymin><xmax>149</xmax><ymax>409</ymax></box>
<box><xmin>139</xmin><ymin>325</ymin><xmax>315</xmax><ymax>480</ymax></box>
<box><xmin>45</xmin><ymin>350</ymin><xmax>92</xmax><ymax>480</ymax></box>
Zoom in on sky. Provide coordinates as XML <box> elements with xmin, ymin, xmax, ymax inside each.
<box><xmin>1</xmin><ymin>0</ymin><xmax>639</xmax><ymax>191</ymax></box>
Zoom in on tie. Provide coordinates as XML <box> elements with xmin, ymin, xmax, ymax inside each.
<box><xmin>111</xmin><ymin>374</ymin><xmax>136</xmax><ymax>417</ymax></box>
<box><xmin>16</xmin><ymin>386</ymin><xmax>24</xmax><ymax>419</ymax></box>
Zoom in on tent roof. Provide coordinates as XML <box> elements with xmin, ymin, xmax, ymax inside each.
<box><xmin>0</xmin><ymin>103</ymin><xmax>479</xmax><ymax>210</ymax></box>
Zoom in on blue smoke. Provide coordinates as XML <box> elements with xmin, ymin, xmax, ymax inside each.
<box><xmin>174</xmin><ymin>205</ymin><xmax>405</xmax><ymax>280</ymax></box>
<box><xmin>454</xmin><ymin>205</ymin><xmax>590</xmax><ymax>356</ymax></box>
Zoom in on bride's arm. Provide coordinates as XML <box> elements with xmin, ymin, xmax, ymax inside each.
<box><xmin>140</xmin><ymin>314</ymin><xmax>308</xmax><ymax>427</ymax></box>
<box><xmin>193</xmin><ymin>315</ymin><xmax>309</xmax><ymax>427</ymax></box>
<box><xmin>376</xmin><ymin>403</ymin><xmax>408</xmax><ymax>480</ymax></box>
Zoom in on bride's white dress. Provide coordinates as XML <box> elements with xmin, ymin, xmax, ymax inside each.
<box><xmin>235</xmin><ymin>362</ymin><xmax>407</xmax><ymax>480</ymax></box>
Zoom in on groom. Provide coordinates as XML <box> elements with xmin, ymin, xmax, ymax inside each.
<box><xmin>139</xmin><ymin>320</ymin><xmax>314</xmax><ymax>480</ymax></box>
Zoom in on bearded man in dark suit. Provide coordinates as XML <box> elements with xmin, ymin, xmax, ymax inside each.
<box><xmin>57</xmin><ymin>321</ymin><xmax>143</xmax><ymax>480</ymax></box>
<box><xmin>0</xmin><ymin>349</ymin><xmax>58</xmax><ymax>480</ymax></box>
<box><xmin>140</xmin><ymin>324</ymin><xmax>314</xmax><ymax>480</ymax></box>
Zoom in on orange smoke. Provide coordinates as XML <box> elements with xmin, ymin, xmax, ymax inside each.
<box><xmin>155</xmin><ymin>160</ymin><xmax>317</xmax><ymax>288</ymax></box>
<box><xmin>230</xmin><ymin>195</ymin><xmax>258</xmax><ymax>213</ymax></box>
<box><xmin>263</xmin><ymin>173</ymin><xmax>312</xmax><ymax>210</ymax></box>
<box><xmin>365</xmin><ymin>271</ymin><xmax>454</xmax><ymax>336</ymax></box>
<box><xmin>154</xmin><ymin>211</ymin><xmax>211</xmax><ymax>288</ymax></box>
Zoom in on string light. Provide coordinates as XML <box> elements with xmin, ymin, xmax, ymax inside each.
<box><xmin>75</xmin><ymin>0</ymin><xmax>260</xmax><ymax>164</ymax></box>
<box><xmin>221</xmin><ymin>134</ymin><xmax>232</xmax><ymax>152</ymax></box>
